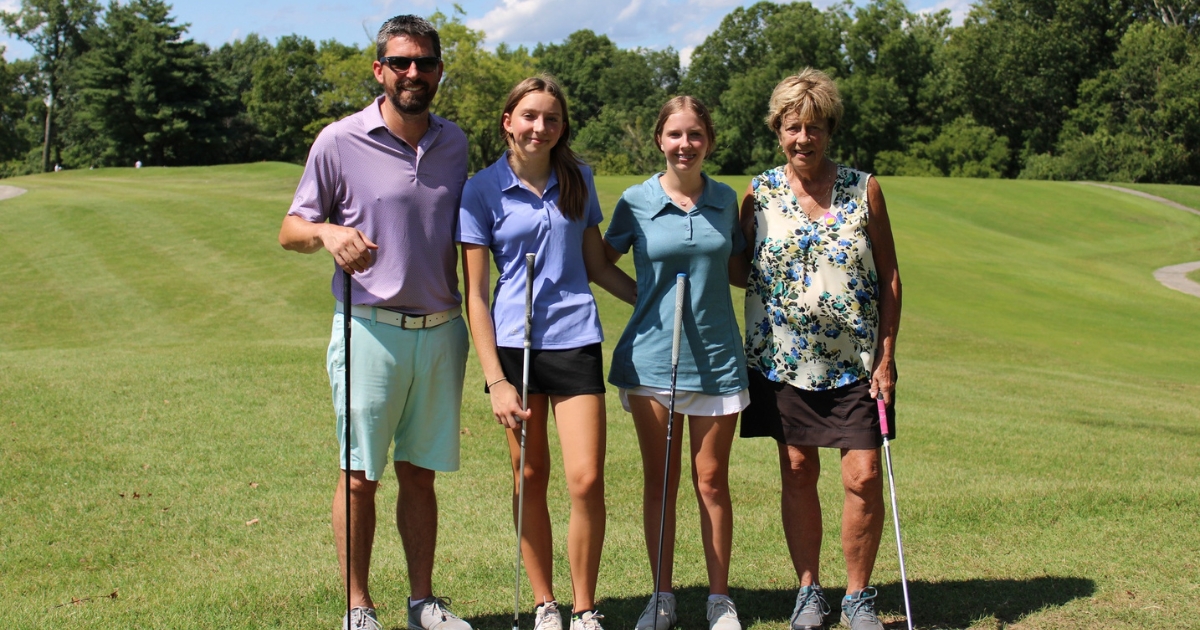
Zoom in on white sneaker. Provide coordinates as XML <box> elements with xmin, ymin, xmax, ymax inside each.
<box><xmin>706</xmin><ymin>595</ymin><xmax>741</xmax><ymax>630</ymax></box>
<box><xmin>343</xmin><ymin>606</ymin><xmax>382</xmax><ymax>630</ymax></box>
<box><xmin>535</xmin><ymin>601</ymin><xmax>564</xmax><ymax>630</ymax></box>
<box><xmin>570</xmin><ymin>610</ymin><xmax>605</xmax><ymax>630</ymax></box>
<box><xmin>636</xmin><ymin>593</ymin><xmax>677</xmax><ymax>630</ymax></box>
<box><xmin>408</xmin><ymin>596</ymin><xmax>472</xmax><ymax>630</ymax></box>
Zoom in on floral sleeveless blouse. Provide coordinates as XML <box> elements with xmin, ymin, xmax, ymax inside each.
<box><xmin>744</xmin><ymin>165</ymin><xmax>879</xmax><ymax>391</ymax></box>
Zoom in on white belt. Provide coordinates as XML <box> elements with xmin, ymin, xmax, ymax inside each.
<box><xmin>336</xmin><ymin>302</ymin><xmax>461</xmax><ymax>330</ymax></box>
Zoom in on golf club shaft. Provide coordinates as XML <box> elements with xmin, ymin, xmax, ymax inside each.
<box><xmin>513</xmin><ymin>253</ymin><xmax>535</xmax><ymax>630</ymax></box>
<box><xmin>877</xmin><ymin>398</ymin><xmax>913</xmax><ymax>630</ymax></box>
<box><xmin>342</xmin><ymin>269</ymin><xmax>352</xmax><ymax>624</ymax></box>
<box><xmin>652</xmin><ymin>273</ymin><xmax>687</xmax><ymax>613</ymax></box>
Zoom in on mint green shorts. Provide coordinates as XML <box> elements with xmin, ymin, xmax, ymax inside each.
<box><xmin>327</xmin><ymin>312</ymin><xmax>469</xmax><ymax>480</ymax></box>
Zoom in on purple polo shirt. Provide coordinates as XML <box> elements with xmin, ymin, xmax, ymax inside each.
<box><xmin>457</xmin><ymin>154</ymin><xmax>604</xmax><ymax>350</ymax></box>
<box><xmin>288</xmin><ymin>96</ymin><xmax>468</xmax><ymax>314</ymax></box>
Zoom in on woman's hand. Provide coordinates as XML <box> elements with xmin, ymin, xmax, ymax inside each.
<box><xmin>489</xmin><ymin>380</ymin><xmax>531</xmax><ymax>429</ymax></box>
<box><xmin>870</xmin><ymin>355</ymin><xmax>897</xmax><ymax>406</ymax></box>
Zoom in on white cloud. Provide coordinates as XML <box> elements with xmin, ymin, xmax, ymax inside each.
<box><xmin>913</xmin><ymin>0</ymin><xmax>972</xmax><ymax>25</ymax></box>
<box><xmin>679</xmin><ymin>45</ymin><xmax>696</xmax><ymax>68</ymax></box>
<box><xmin>468</xmin><ymin>0</ymin><xmax>744</xmax><ymax>51</ymax></box>
<box><xmin>615</xmin><ymin>0</ymin><xmax>644</xmax><ymax>22</ymax></box>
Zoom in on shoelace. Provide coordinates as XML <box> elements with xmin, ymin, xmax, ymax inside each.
<box><xmin>427</xmin><ymin>596</ymin><xmax>457</xmax><ymax>622</ymax></box>
<box><xmin>575</xmin><ymin>612</ymin><xmax>604</xmax><ymax>630</ymax></box>
<box><xmin>797</xmin><ymin>587</ymin><xmax>831</xmax><ymax>616</ymax></box>
<box><xmin>843</xmin><ymin>587</ymin><xmax>880</xmax><ymax>623</ymax></box>
<box><xmin>644</xmin><ymin>597</ymin><xmax>671</xmax><ymax>617</ymax></box>
<box><xmin>350</xmin><ymin>607</ymin><xmax>380</xmax><ymax>630</ymax></box>
<box><xmin>708</xmin><ymin>597</ymin><xmax>737</xmax><ymax>619</ymax></box>
<box><xmin>536</xmin><ymin>602</ymin><xmax>561</xmax><ymax>630</ymax></box>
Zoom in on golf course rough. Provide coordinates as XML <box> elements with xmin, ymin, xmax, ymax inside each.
<box><xmin>0</xmin><ymin>165</ymin><xmax>1197</xmax><ymax>629</ymax></box>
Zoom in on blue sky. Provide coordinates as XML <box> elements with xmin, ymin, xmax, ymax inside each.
<box><xmin>1</xmin><ymin>0</ymin><xmax>972</xmax><ymax>63</ymax></box>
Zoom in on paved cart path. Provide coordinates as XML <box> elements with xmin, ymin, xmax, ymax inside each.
<box><xmin>1080</xmin><ymin>182</ymin><xmax>1200</xmax><ymax>299</ymax></box>
<box><xmin>0</xmin><ymin>185</ymin><xmax>26</xmax><ymax>201</ymax></box>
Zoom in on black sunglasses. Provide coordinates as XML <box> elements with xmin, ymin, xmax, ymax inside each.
<box><xmin>378</xmin><ymin>56</ymin><xmax>440</xmax><ymax>73</ymax></box>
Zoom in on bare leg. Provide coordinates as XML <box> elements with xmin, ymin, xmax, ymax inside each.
<box><xmin>551</xmin><ymin>393</ymin><xmax>606</xmax><ymax>611</ymax></box>
<box><xmin>688</xmin><ymin>413</ymin><xmax>739</xmax><ymax>595</ymax></box>
<box><xmin>629</xmin><ymin>394</ymin><xmax>685</xmax><ymax>594</ymax></box>
<box><xmin>779</xmin><ymin>443</ymin><xmax>823</xmax><ymax>587</ymax></box>
<box><xmin>332</xmin><ymin>471</ymin><xmax>379</xmax><ymax>609</ymax></box>
<box><xmin>505</xmin><ymin>394</ymin><xmax>556</xmax><ymax>606</ymax></box>
<box><xmin>840</xmin><ymin>448</ymin><xmax>884</xmax><ymax>594</ymax></box>
<box><xmin>396</xmin><ymin>461</ymin><xmax>438</xmax><ymax>601</ymax></box>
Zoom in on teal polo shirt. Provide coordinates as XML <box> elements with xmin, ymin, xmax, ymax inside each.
<box><xmin>604</xmin><ymin>174</ymin><xmax>749</xmax><ymax>395</ymax></box>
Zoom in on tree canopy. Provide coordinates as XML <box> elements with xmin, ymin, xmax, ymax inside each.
<box><xmin>3</xmin><ymin>0</ymin><xmax>1198</xmax><ymax>183</ymax></box>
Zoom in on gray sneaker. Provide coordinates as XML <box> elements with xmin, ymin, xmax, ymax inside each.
<box><xmin>840</xmin><ymin>588</ymin><xmax>883</xmax><ymax>630</ymax></box>
<box><xmin>408</xmin><ymin>596</ymin><xmax>472</xmax><ymax>630</ymax></box>
<box><xmin>790</xmin><ymin>584</ymin><xmax>830</xmax><ymax>630</ymax></box>
<box><xmin>706</xmin><ymin>595</ymin><xmax>741</xmax><ymax>630</ymax></box>
<box><xmin>570</xmin><ymin>610</ymin><xmax>605</xmax><ymax>630</ymax></box>
<box><xmin>636</xmin><ymin>593</ymin><xmax>677</xmax><ymax>630</ymax></box>
<box><xmin>535</xmin><ymin>601</ymin><xmax>564</xmax><ymax>630</ymax></box>
<box><xmin>343</xmin><ymin>606</ymin><xmax>382</xmax><ymax>630</ymax></box>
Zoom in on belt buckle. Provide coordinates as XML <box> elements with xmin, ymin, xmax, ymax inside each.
<box><xmin>402</xmin><ymin>314</ymin><xmax>426</xmax><ymax>330</ymax></box>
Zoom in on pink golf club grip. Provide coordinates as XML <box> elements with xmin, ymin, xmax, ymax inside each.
<box><xmin>876</xmin><ymin>397</ymin><xmax>890</xmax><ymax>436</ymax></box>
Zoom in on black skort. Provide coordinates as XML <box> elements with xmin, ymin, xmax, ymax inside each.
<box><xmin>741</xmin><ymin>368</ymin><xmax>896</xmax><ymax>449</ymax></box>
<box><xmin>488</xmin><ymin>343</ymin><xmax>606</xmax><ymax>397</ymax></box>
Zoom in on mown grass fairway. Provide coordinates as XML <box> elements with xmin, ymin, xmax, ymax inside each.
<box><xmin>1</xmin><ymin>165</ymin><xmax>1198</xmax><ymax>629</ymax></box>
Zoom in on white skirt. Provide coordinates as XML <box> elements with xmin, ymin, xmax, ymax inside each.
<box><xmin>619</xmin><ymin>386</ymin><xmax>750</xmax><ymax>417</ymax></box>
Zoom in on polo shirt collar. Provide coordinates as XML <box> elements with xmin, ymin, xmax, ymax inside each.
<box><xmin>652</xmin><ymin>172</ymin><xmax>717</xmax><ymax>217</ymax></box>
<box><xmin>363</xmin><ymin>95</ymin><xmax>443</xmax><ymax>145</ymax></box>
<box><xmin>497</xmin><ymin>151</ymin><xmax>559</xmax><ymax>194</ymax></box>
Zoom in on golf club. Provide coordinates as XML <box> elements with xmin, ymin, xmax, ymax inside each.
<box><xmin>651</xmin><ymin>273</ymin><xmax>687</xmax><ymax>626</ymax></box>
<box><xmin>513</xmin><ymin>252</ymin><xmax>535</xmax><ymax>630</ymax></box>
<box><xmin>343</xmin><ymin>269</ymin><xmax>353</xmax><ymax>628</ymax></box>
<box><xmin>861</xmin><ymin>352</ymin><xmax>913</xmax><ymax>630</ymax></box>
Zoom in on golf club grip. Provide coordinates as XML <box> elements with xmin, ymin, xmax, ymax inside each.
<box><xmin>671</xmin><ymin>274</ymin><xmax>686</xmax><ymax>366</ymax></box>
<box><xmin>524</xmin><ymin>254</ymin><xmax>535</xmax><ymax>349</ymax></box>
<box><xmin>877</xmin><ymin>397</ymin><xmax>890</xmax><ymax>436</ymax></box>
<box><xmin>522</xmin><ymin>253</ymin><xmax>534</xmax><ymax>412</ymax></box>
<box><xmin>341</xmin><ymin>269</ymin><xmax>352</xmax><ymax>623</ymax></box>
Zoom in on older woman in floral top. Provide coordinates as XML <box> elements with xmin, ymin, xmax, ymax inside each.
<box><xmin>738</xmin><ymin>68</ymin><xmax>902</xmax><ymax>630</ymax></box>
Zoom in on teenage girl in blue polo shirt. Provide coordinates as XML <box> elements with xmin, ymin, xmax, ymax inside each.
<box><xmin>458</xmin><ymin>75</ymin><xmax>635</xmax><ymax>630</ymax></box>
<box><xmin>603</xmin><ymin>96</ymin><xmax>749</xmax><ymax>630</ymax></box>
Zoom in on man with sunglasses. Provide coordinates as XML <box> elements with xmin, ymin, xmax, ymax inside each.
<box><xmin>279</xmin><ymin>14</ymin><xmax>471</xmax><ymax>630</ymax></box>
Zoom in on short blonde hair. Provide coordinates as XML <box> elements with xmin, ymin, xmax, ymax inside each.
<box><xmin>765</xmin><ymin>68</ymin><xmax>843</xmax><ymax>135</ymax></box>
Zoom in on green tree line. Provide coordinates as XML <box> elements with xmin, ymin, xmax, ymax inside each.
<box><xmin>3</xmin><ymin>0</ymin><xmax>1198</xmax><ymax>182</ymax></box>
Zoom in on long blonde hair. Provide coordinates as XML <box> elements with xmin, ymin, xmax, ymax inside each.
<box><xmin>501</xmin><ymin>75</ymin><xmax>587</xmax><ymax>221</ymax></box>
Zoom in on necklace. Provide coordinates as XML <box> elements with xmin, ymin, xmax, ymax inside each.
<box><xmin>661</xmin><ymin>175</ymin><xmax>702</xmax><ymax>210</ymax></box>
<box><xmin>788</xmin><ymin>164</ymin><xmax>837</xmax><ymax>221</ymax></box>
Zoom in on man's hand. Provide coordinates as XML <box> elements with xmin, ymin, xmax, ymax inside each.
<box><xmin>279</xmin><ymin>215</ymin><xmax>378</xmax><ymax>273</ymax></box>
<box><xmin>321</xmin><ymin>224</ymin><xmax>378</xmax><ymax>274</ymax></box>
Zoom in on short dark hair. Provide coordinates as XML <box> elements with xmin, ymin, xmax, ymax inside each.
<box><xmin>376</xmin><ymin>15</ymin><xmax>440</xmax><ymax>59</ymax></box>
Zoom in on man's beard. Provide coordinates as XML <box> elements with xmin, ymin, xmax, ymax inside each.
<box><xmin>386</xmin><ymin>78</ymin><xmax>437</xmax><ymax>115</ymax></box>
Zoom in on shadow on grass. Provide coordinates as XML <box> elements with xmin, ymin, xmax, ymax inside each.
<box><xmin>452</xmin><ymin>576</ymin><xmax>1094</xmax><ymax>629</ymax></box>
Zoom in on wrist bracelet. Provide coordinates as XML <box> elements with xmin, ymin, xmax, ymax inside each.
<box><xmin>487</xmin><ymin>377</ymin><xmax>508</xmax><ymax>388</ymax></box>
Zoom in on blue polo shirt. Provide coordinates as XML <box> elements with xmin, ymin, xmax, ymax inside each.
<box><xmin>457</xmin><ymin>154</ymin><xmax>604</xmax><ymax>350</ymax></box>
<box><xmin>605</xmin><ymin>174</ymin><xmax>748</xmax><ymax>394</ymax></box>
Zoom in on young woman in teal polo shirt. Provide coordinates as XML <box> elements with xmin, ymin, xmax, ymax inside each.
<box><xmin>603</xmin><ymin>96</ymin><xmax>749</xmax><ymax>630</ymax></box>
